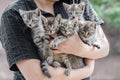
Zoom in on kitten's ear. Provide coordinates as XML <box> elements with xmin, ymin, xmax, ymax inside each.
<box><xmin>19</xmin><ymin>9</ymin><xmax>25</xmax><ymax>16</ymax></box>
<box><xmin>91</xmin><ymin>22</ymin><xmax>97</xmax><ymax>28</ymax></box>
<box><xmin>63</xmin><ymin>3</ymin><xmax>70</xmax><ymax>11</ymax></box>
<box><xmin>55</xmin><ymin>14</ymin><xmax>62</xmax><ymax>22</ymax></box>
<box><xmin>35</xmin><ymin>8</ymin><xmax>41</xmax><ymax>16</ymax></box>
<box><xmin>41</xmin><ymin>15</ymin><xmax>48</xmax><ymax>24</ymax></box>
<box><xmin>78</xmin><ymin>2</ymin><xmax>85</xmax><ymax>10</ymax></box>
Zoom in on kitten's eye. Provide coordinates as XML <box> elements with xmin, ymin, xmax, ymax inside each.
<box><xmin>25</xmin><ymin>20</ymin><xmax>29</xmax><ymax>23</ymax></box>
<box><xmin>87</xmin><ymin>32</ymin><xmax>90</xmax><ymax>35</ymax></box>
<box><xmin>32</xmin><ymin>19</ymin><xmax>36</xmax><ymax>24</ymax></box>
<box><xmin>81</xmin><ymin>31</ymin><xmax>85</xmax><ymax>34</ymax></box>
<box><xmin>69</xmin><ymin>12</ymin><xmax>72</xmax><ymax>15</ymax></box>
<box><xmin>76</xmin><ymin>12</ymin><xmax>79</xmax><ymax>14</ymax></box>
<box><xmin>55</xmin><ymin>28</ymin><xmax>58</xmax><ymax>31</ymax></box>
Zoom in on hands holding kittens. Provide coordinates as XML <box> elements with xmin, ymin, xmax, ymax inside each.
<box><xmin>49</xmin><ymin>25</ymin><xmax>109</xmax><ymax>80</ymax></box>
<box><xmin>52</xmin><ymin>25</ymin><xmax>109</xmax><ymax>59</ymax></box>
<box><xmin>51</xmin><ymin>31</ymin><xmax>91</xmax><ymax>57</ymax></box>
<box><xmin>46</xmin><ymin>58</ymin><xmax>94</xmax><ymax>80</ymax></box>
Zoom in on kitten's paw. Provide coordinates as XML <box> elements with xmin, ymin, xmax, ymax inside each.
<box><xmin>49</xmin><ymin>43</ymin><xmax>57</xmax><ymax>48</ymax></box>
<box><xmin>93</xmin><ymin>43</ymin><xmax>101</xmax><ymax>49</ymax></box>
<box><xmin>47</xmin><ymin>57</ymin><xmax>53</xmax><ymax>65</ymax></box>
<box><xmin>94</xmin><ymin>45</ymin><xmax>100</xmax><ymax>49</ymax></box>
<box><xmin>64</xmin><ymin>69</ymin><xmax>71</xmax><ymax>76</ymax></box>
<box><xmin>52</xmin><ymin>61</ymin><xmax>61</xmax><ymax>68</ymax></box>
<box><xmin>86</xmin><ymin>42</ymin><xmax>92</xmax><ymax>46</ymax></box>
<box><xmin>41</xmin><ymin>62</ymin><xmax>51</xmax><ymax>78</ymax></box>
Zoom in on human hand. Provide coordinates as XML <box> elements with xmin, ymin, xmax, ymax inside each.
<box><xmin>52</xmin><ymin>25</ymin><xmax>110</xmax><ymax>59</ymax></box>
<box><xmin>51</xmin><ymin>31</ymin><xmax>91</xmax><ymax>57</ymax></box>
<box><xmin>84</xmin><ymin>58</ymin><xmax>95</xmax><ymax>69</ymax></box>
<box><xmin>47</xmin><ymin>58</ymin><xmax>95</xmax><ymax>80</ymax></box>
<box><xmin>17</xmin><ymin>59</ymin><xmax>94</xmax><ymax>80</ymax></box>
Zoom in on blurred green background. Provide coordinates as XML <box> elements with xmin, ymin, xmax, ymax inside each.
<box><xmin>91</xmin><ymin>0</ymin><xmax>120</xmax><ymax>30</ymax></box>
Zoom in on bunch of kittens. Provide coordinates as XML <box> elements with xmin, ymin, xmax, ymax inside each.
<box><xmin>19</xmin><ymin>1</ymin><xmax>101</xmax><ymax>79</ymax></box>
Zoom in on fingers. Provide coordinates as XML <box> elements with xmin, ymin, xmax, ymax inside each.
<box><xmin>51</xmin><ymin>49</ymin><xmax>62</xmax><ymax>54</ymax></box>
<box><xmin>84</xmin><ymin>58</ymin><xmax>95</xmax><ymax>70</ymax></box>
<box><xmin>48</xmin><ymin>66</ymin><xmax>65</xmax><ymax>73</ymax></box>
<box><xmin>50</xmin><ymin>31</ymin><xmax>81</xmax><ymax>55</ymax></box>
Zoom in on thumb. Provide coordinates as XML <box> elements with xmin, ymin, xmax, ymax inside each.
<box><xmin>52</xmin><ymin>49</ymin><xmax>63</xmax><ymax>54</ymax></box>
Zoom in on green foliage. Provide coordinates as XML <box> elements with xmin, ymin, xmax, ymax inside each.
<box><xmin>90</xmin><ymin>0</ymin><xmax>120</xmax><ymax>30</ymax></box>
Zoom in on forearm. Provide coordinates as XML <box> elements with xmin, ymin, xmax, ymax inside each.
<box><xmin>76</xmin><ymin>25</ymin><xmax>110</xmax><ymax>59</ymax></box>
<box><xmin>52</xmin><ymin>25</ymin><xmax>110</xmax><ymax>59</ymax></box>
<box><xmin>65</xmin><ymin>59</ymin><xmax>95</xmax><ymax>80</ymax></box>
<box><xmin>16</xmin><ymin>59</ymin><xmax>94</xmax><ymax>80</ymax></box>
<box><xmin>16</xmin><ymin>59</ymin><xmax>48</xmax><ymax>80</ymax></box>
<box><xmin>67</xmin><ymin>65</ymin><xmax>94</xmax><ymax>80</ymax></box>
<box><xmin>48</xmin><ymin>63</ymin><xmax>94</xmax><ymax>80</ymax></box>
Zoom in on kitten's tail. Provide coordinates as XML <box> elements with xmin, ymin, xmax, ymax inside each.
<box><xmin>41</xmin><ymin>61</ymin><xmax>51</xmax><ymax>78</ymax></box>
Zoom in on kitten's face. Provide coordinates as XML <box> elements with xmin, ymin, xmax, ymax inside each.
<box><xmin>60</xmin><ymin>19</ymin><xmax>75</xmax><ymax>36</ymax></box>
<box><xmin>41</xmin><ymin>14</ymin><xmax>61</xmax><ymax>35</ymax></box>
<box><xmin>19</xmin><ymin>8</ymin><xmax>41</xmax><ymax>28</ymax></box>
<box><xmin>63</xmin><ymin>2</ymin><xmax>85</xmax><ymax>19</ymax></box>
<box><xmin>79</xmin><ymin>21</ymin><xmax>97</xmax><ymax>38</ymax></box>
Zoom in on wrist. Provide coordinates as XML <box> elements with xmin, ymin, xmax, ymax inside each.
<box><xmin>73</xmin><ymin>41</ymin><xmax>91</xmax><ymax>58</ymax></box>
<box><xmin>85</xmin><ymin>59</ymin><xmax>95</xmax><ymax>72</ymax></box>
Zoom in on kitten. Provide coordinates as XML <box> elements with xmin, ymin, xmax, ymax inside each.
<box><xmin>78</xmin><ymin>21</ymin><xmax>101</xmax><ymax>49</ymax></box>
<box><xmin>19</xmin><ymin>8</ymin><xmax>61</xmax><ymax>78</ymax></box>
<box><xmin>40</xmin><ymin>14</ymin><xmax>62</xmax><ymax>66</ymax></box>
<box><xmin>63</xmin><ymin>2</ymin><xmax>85</xmax><ymax>20</ymax></box>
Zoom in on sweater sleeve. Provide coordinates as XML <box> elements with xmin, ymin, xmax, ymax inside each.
<box><xmin>0</xmin><ymin>9</ymin><xmax>39</xmax><ymax>71</ymax></box>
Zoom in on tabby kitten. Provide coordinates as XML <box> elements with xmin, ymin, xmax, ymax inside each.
<box><xmin>19</xmin><ymin>8</ymin><xmax>61</xmax><ymax>78</ymax></box>
<box><xmin>78</xmin><ymin>21</ymin><xmax>101</xmax><ymax>49</ymax></box>
<box><xmin>63</xmin><ymin>2</ymin><xmax>85</xmax><ymax>20</ymax></box>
